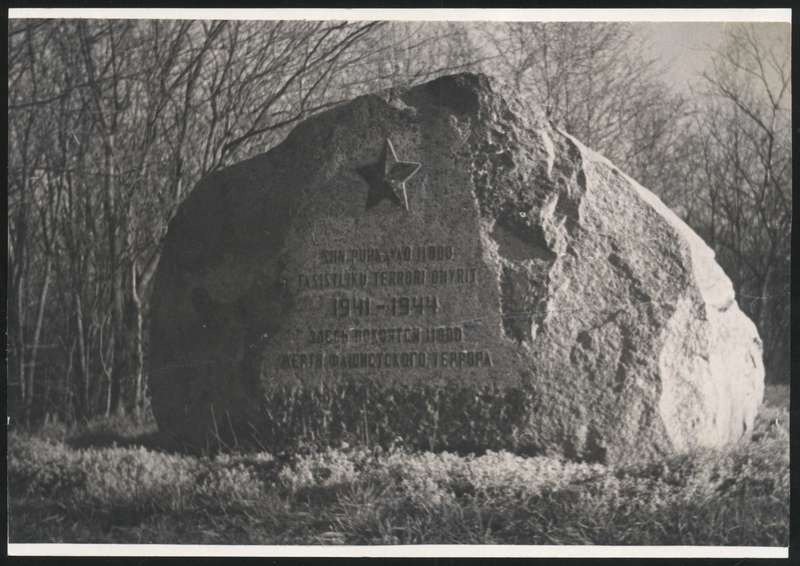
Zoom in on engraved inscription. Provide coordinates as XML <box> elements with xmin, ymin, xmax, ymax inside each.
<box><xmin>278</xmin><ymin>350</ymin><xmax>493</xmax><ymax>370</ymax></box>
<box><xmin>297</xmin><ymin>268</ymin><xmax>478</xmax><ymax>289</ymax></box>
<box><xmin>331</xmin><ymin>295</ymin><xmax>439</xmax><ymax>318</ymax></box>
<box><xmin>308</xmin><ymin>326</ymin><xmax>464</xmax><ymax>345</ymax></box>
<box><xmin>278</xmin><ymin>242</ymin><xmax>490</xmax><ymax>374</ymax></box>
<box><xmin>320</xmin><ymin>245</ymin><xmax>454</xmax><ymax>264</ymax></box>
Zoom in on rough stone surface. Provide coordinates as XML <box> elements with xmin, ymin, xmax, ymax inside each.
<box><xmin>149</xmin><ymin>73</ymin><xmax>764</xmax><ymax>461</ymax></box>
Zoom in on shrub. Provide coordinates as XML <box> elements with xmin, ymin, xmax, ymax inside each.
<box><xmin>7</xmin><ymin>433</ymin><xmax>273</xmax><ymax>519</ymax></box>
<box><xmin>7</xmin><ymin>390</ymin><xmax>789</xmax><ymax>545</ymax></box>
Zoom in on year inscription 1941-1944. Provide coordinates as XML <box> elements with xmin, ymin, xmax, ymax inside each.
<box><xmin>277</xmin><ymin>243</ymin><xmax>494</xmax><ymax>373</ymax></box>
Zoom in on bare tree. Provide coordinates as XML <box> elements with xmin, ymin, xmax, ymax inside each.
<box><xmin>7</xmin><ymin>18</ymin><xmax>484</xmax><ymax>425</ymax></box>
<box><xmin>478</xmin><ymin>22</ymin><xmax>690</xmax><ymax>201</ymax></box>
<box><xmin>8</xmin><ymin>20</ymin><xmax>60</xmax><ymax>424</ymax></box>
<box><xmin>683</xmin><ymin>23</ymin><xmax>791</xmax><ymax>382</ymax></box>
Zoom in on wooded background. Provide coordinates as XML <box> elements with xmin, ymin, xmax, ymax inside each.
<box><xmin>7</xmin><ymin>20</ymin><xmax>791</xmax><ymax>426</ymax></box>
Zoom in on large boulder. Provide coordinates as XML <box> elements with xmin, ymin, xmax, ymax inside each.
<box><xmin>149</xmin><ymin>73</ymin><xmax>764</xmax><ymax>461</ymax></box>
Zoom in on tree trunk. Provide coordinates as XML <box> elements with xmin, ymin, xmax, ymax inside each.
<box><xmin>16</xmin><ymin>268</ymin><xmax>27</xmax><ymax>424</ymax></box>
<box><xmin>24</xmin><ymin>258</ymin><xmax>52</xmax><ymax>425</ymax></box>
<box><xmin>65</xmin><ymin>339</ymin><xmax>76</xmax><ymax>423</ymax></box>
<box><xmin>75</xmin><ymin>293</ymin><xmax>89</xmax><ymax>422</ymax></box>
<box><xmin>103</xmin><ymin>131</ymin><xmax>127</xmax><ymax>417</ymax></box>
<box><xmin>124</xmin><ymin>259</ymin><xmax>145</xmax><ymax>419</ymax></box>
<box><xmin>757</xmin><ymin>262</ymin><xmax>774</xmax><ymax>375</ymax></box>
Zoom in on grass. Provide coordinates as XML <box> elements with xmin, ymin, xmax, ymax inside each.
<box><xmin>7</xmin><ymin>385</ymin><xmax>789</xmax><ymax>546</ymax></box>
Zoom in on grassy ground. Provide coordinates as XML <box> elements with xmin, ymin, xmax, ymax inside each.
<box><xmin>7</xmin><ymin>385</ymin><xmax>789</xmax><ymax>546</ymax></box>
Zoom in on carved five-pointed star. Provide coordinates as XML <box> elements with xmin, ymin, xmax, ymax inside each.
<box><xmin>357</xmin><ymin>139</ymin><xmax>421</xmax><ymax>211</ymax></box>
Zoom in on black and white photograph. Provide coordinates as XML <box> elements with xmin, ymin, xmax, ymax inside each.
<box><xmin>6</xmin><ymin>8</ymin><xmax>791</xmax><ymax>558</ymax></box>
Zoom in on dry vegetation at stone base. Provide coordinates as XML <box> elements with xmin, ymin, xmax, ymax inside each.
<box><xmin>8</xmin><ymin>385</ymin><xmax>789</xmax><ymax>546</ymax></box>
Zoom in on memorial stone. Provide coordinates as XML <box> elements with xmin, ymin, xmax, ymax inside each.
<box><xmin>149</xmin><ymin>73</ymin><xmax>764</xmax><ymax>461</ymax></box>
